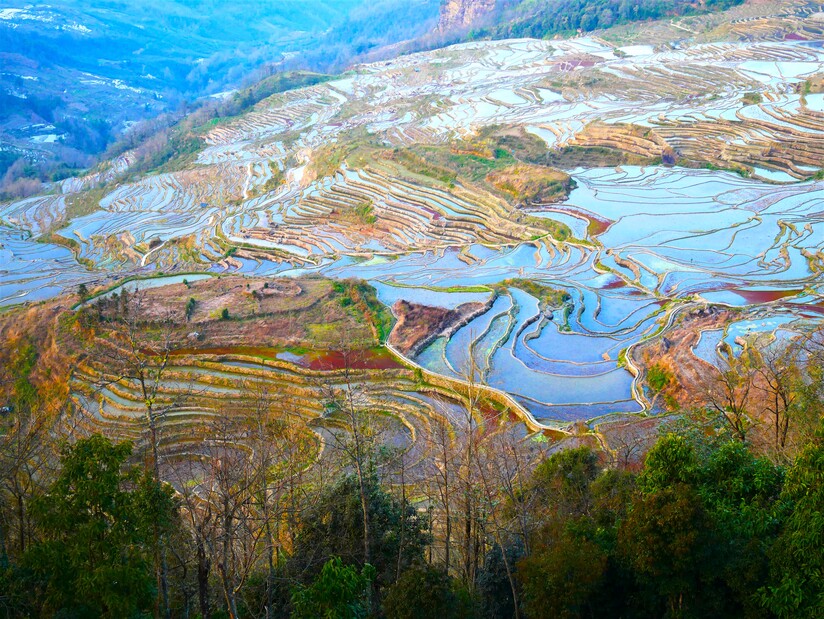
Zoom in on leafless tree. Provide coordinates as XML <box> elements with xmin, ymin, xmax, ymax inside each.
<box><xmin>456</xmin><ymin>353</ymin><xmax>484</xmax><ymax>587</ymax></box>
<box><xmin>606</xmin><ymin>421</ymin><xmax>650</xmax><ymax>470</ymax></box>
<box><xmin>753</xmin><ymin>341</ymin><xmax>802</xmax><ymax>457</ymax></box>
<box><xmin>699</xmin><ymin>349</ymin><xmax>756</xmax><ymax>442</ymax></box>
<box><xmin>317</xmin><ymin>341</ymin><xmax>389</xmax><ymax>572</ymax></box>
<box><xmin>474</xmin><ymin>424</ymin><xmax>535</xmax><ymax>619</ymax></box>
<box><xmin>199</xmin><ymin>413</ymin><xmax>266</xmax><ymax>619</ymax></box>
<box><xmin>426</xmin><ymin>407</ymin><xmax>457</xmax><ymax>573</ymax></box>
<box><xmin>244</xmin><ymin>380</ymin><xmax>317</xmax><ymax>618</ymax></box>
<box><xmin>168</xmin><ymin>453</ymin><xmax>217</xmax><ymax>619</ymax></box>
<box><xmin>0</xmin><ymin>402</ymin><xmax>58</xmax><ymax>558</ymax></box>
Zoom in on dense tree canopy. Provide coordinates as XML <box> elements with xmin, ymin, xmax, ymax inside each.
<box><xmin>6</xmin><ymin>435</ymin><xmax>177</xmax><ymax>618</ymax></box>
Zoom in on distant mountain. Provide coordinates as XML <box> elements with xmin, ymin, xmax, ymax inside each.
<box><xmin>0</xmin><ymin>0</ymin><xmax>439</xmax><ymax>196</ymax></box>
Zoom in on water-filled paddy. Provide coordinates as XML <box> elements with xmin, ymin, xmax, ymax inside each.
<box><xmin>4</xmin><ymin>31</ymin><xmax>824</xmax><ymax>424</ymax></box>
<box><xmin>4</xmin><ymin>163</ymin><xmax>822</xmax><ymax>424</ymax></box>
<box><xmin>303</xmin><ymin>167</ymin><xmax>821</xmax><ymax>422</ymax></box>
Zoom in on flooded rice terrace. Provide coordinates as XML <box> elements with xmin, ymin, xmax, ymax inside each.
<box><xmin>304</xmin><ymin>167</ymin><xmax>824</xmax><ymax>422</ymax></box>
<box><xmin>2</xmin><ymin>32</ymin><xmax>823</xmax><ymax>423</ymax></box>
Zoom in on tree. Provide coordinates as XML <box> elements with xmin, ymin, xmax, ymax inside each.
<box><xmin>185</xmin><ymin>297</ymin><xmax>196</xmax><ymax>321</ymax></box>
<box><xmin>317</xmin><ymin>337</ymin><xmax>396</xmax><ymax>603</ymax></box>
<box><xmin>473</xmin><ymin>425</ymin><xmax>537</xmax><ymax>618</ymax></box>
<box><xmin>529</xmin><ymin>446</ymin><xmax>601</xmax><ymax>521</ymax></box>
<box><xmin>0</xmin><ymin>341</ymin><xmax>57</xmax><ymax>560</ymax></box>
<box><xmin>196</xmin><ymin>414</ymin><xmax>267</xmax><ymax>619</ymax></box>
<box><xmin>88</xmin><ymin>287</ymin><xmax>187</xmax><ymax>617</ymax></box>
<box><xmin>455</xmin><ymin>356</ymin><xmax>484</xmax><ymax>590</ymax></box>
<box><xmin>618</xmin><ymin>435</ymin><xmax>715</xmax><ymax>616</ymax></box>
<box><xmin>700</xmin><ymin>351</ymin><xmax>757</xmax><ymax>442</ymax></box>
<box><xmin>518</xmin><ymin>524</ymin><xmax>608</xmax><ymax>619</ymax></box>
<box><xmin>637</xmin><ymin>434</ymin><xmax>697</xmax><ymax>493</ymax></box>
<box><xmin>698</xmin><ymin>441</ymin><xmax>782</xmax><ymax>616</ymax></box>
<box><xmin>753</xmin><ymin>342</ymin><xmax>800</xmax><ymax>456</ymax></box>
<box><xmin>791</xmin><ymin>327</ymin><xmax>824</xmax><ymax>450</ymax></box>
<box><xmin>618</xmin><ymin>484</ymin><xmax>714</xmax><ymax>618</ymax></box>
<box><xmin>426</xmin><ymin>408</ymin><xmax>458</xmax><ymax>573</ymax></box>
<box><xmin>288</xmin><ymin>474</ymin><xmax>428</xmax><ymax>592</ymax></box>
<box><xmin>476</xmin><ymin>541</ymin><xmax>524</xmax><ymax>619</ymax></box>
<box><xmin>760</xmin><ymin>423</ymin><xmax>824</xmax><ymax>618</ymax></box>
<box><xmin>515</xmin><ymin>447</ymin><xmax>610</xmax><ymax>619</ymax></box>
<box><xmin>382</xmin><ymin>563</ymin><xmax>461</xmax><ymax>619</ymax></box>
<box><xmin>292</xmin><ymin>556</ymin><xmax>375</xmax><ymax>619</ymax></box>
<box><xmin>22</xmin><ymin>435</ymin><xmax>177</xmax><ymax>618</ymax></box>
<box><xmin>619</xmin><ymin>433</ymin><xmax>784</xmax><ymax>617</ymax></box>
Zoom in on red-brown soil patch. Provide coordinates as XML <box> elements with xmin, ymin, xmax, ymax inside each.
<box><xmin>389</xmin><ymin>300</ymin><xmax>485</xmax><ymax>356</ymax></box>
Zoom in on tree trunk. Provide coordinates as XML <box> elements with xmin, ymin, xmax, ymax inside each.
<box><xmin>350</xmin><ymin>416</ymin><xmax>371</xmax><ymax>568</ymax></box>
<box><xmin>264</xmin><ymin>492</ymin><xmax>275</xmax><ymax>618</ymax></box>
<box><xmin>396</xmin><ymin>461</ymin><xmax>406</xmax><ymax>581</ymax></box>
<box><xmin>16</xmin><ymin>493</ymin><xmax>25</xmax><ymax>555</ymax></box>
<box><xmin>463</xmin><ymin>493</ymin><xmax>472</xmax><ymax>584</ymax></box>
<box><xmin>444</xmin><ymin>501</ymin><xmax>451</xmax><ymax>573</ymax></box>
<box><xmin>356</xmin><ymin>460</ymin><xmax>371</xmax><ymax>566</ymax></box>
<box><xmin>148</xmin><ymin>410</ymin><xmax>170</xmax><ymax>619</ymax></box>
<box><xmin>220</xmin><ymin>502</ymin><xmax>239</xmax><ymax>619</ymax></box>
<box><xmin>197</xmin><ymin>540</ymin><xmax>211</xmax><ymax>619</ymax></box>
<box><xmin>496</xmin><ymin>535</ymin><xmax>521</xmax><ymax>619</ymax></box>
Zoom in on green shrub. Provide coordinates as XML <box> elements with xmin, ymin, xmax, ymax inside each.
<box><xmin>647</xmin><ymin>363</ymin><xmax>673</xmax><ymax>393</ymax></box>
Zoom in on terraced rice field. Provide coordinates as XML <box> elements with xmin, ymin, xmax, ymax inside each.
<box><xmin>36</xmin><ymin>275</ymin><xmax>543</xmax><ymax>477</ymax></box>
<box><xmin>2</xmin><ymin>0</ymin><xmax>823</xmax><ymax>425</ymax></box>
<box><xmin>67</xmin><ymin>344</ymin><xmax>472</xmax><ymax>482</ymax></box>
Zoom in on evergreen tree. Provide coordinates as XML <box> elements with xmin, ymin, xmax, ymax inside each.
<box><xmin>292</xmin><ymin>556</ymin><xmax>375</xmax><ymax>619</ymax></box>
<box><xmin>22</xmin><ymin>435</ymin><xmax>177</xmax><ymax>618</ymax></box>
<box><xmin>761</xmin><ymin>424</ymin><xmax>824</xmax><ymax>618</ymax></box>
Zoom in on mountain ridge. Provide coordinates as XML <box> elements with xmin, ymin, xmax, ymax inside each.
<box><xmin>438</xmin><ymin>0</ymin><xmax>497</xmax><ymax>32</ymax></box>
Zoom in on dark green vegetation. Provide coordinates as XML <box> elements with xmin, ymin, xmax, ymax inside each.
<box><xmin>291</xmin><ymin>557</ymin><xmax>376</xmax><ymax>619</ymax></box>
<box><xmin>3</xmin><ymin>424</ymin><xmax>823</xmax><ymax>618</ymax></box>
<box><xmin>646</xmin><ymin>362</ymin><xmax>673</xmax><ymax>393</ymax></box>
<box><xmin>517</xmin><ymin>432</ymin><xmax>824</xmax><ymax>619</ymax></box>
<box><xmin>473</xmin><ymin>0</ymin><xmax>746</xmax><ymax>40</ymax></box>
<box><xmin>332</xmin><ymin>279</ymin><xmax>394</xmax><ymax>342</ymax></box>
<box><xmin>742</xmin><ymin>91</ymin><xmax>764</xmax><ymax>105</ymax></box>
<box><xmin>261</xmin><ymin>161</ymin><xmax>287</xmax><ymax>193</ymax></box>
<box><xmin>1</xmin><ymin>436</ymin><xmax>176</xmax><ymax>618</ymax></box>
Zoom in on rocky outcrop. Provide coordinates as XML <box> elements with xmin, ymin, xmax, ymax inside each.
<box><xmin>437</xmin><ymin>0</ymin><xmax>497</xmax><ymax>33</ymax></box>
<box><xmin>389</xmin><ymin>299</ymin><xmax>487</xmax><ymax>356</ymax></box>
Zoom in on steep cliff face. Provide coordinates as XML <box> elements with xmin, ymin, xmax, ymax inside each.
<box><xmin>437</xmin><ymin>0</ymin><xmax>497</xmax><ymax>32</ymax></box>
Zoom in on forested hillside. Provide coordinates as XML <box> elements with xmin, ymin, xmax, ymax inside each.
<box><xmin>470</xmin><ymin>0</ymin><xmax>746</xmax><ymax>38</ymax></box>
